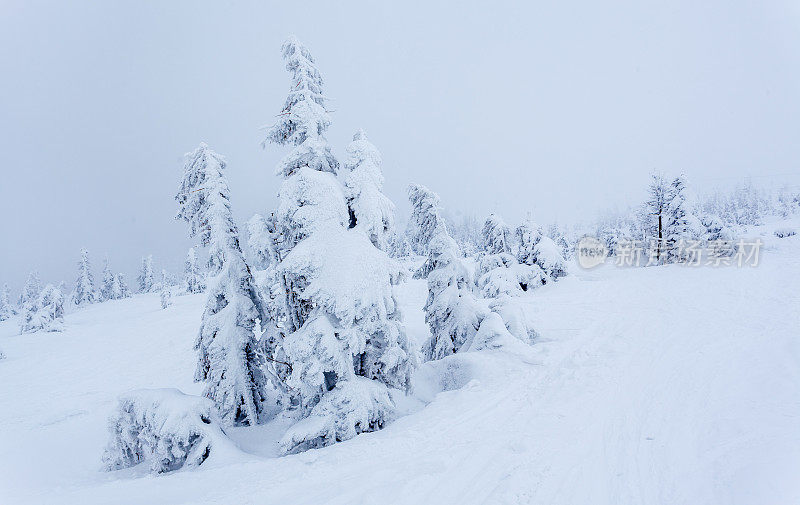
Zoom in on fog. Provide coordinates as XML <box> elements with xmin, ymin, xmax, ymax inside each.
<box><xmin>1</xmin><ymin>0</ymin><xmax>798</xmax><ymax>289</ymax></box>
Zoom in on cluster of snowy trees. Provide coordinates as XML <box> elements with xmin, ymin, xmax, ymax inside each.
<box><xmin>167</xmin><ymin>37</ymin><xmax>415</xmax><ymax>457</ymax></box>
<box><xmin>407</xmin><ymin>186</ymin><xmax>553</xmax><ymax>361</ymax></box>
<box><xmin>103</xmin><ymin>37</ymin><xmax>575</xmax><ymax>470</ymax></box>
<box><xmin>587</xmin><ymin>175</ymin><xmax>800</xmax><ymax>265</ymax></box>
<box><xmin>1</xmin><ymin>246</ymin><xmax>210</xmax><ymax>334</ymax></box>
<box><xmin>104</xmin><ymin>36</ymin><xmax>800</xmax><ymax>473</ymax></box>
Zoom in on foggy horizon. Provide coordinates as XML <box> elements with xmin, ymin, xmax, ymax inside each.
<box><xmin>2</xmin><ymin>0</ymin><xmax>799</xmax><ymax>290</ymax></box>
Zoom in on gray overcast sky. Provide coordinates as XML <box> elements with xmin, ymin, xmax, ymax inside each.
<box><xmin>1</xmin><ymin>0</ymin><xmax>799</xmax><ymax>291</ymax></box>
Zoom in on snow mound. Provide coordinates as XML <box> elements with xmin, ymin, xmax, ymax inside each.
<box><xmin>102</xmin><ymin>389</ymin><xmax>238</xmax><ymax>474</ymax></box>
<box><xmin>489</xmin><ymin>296</ymin><xmax>540</xmax><ymax>344</ymax></box>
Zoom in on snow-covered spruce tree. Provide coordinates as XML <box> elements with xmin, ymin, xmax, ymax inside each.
<box><xmin>184</xmin><ymin>248</ymin><xmax>206</xmax><ymax>294</ymax></box>
<box><xmin>664</xmin><ymin>175</ymin><xmax>700</xmax><ymax>263</ymax></box>
<box><xmin>423</xmin><ymin>226</ymin><xmax>487</xmax><ymax>360</ymax></box>
<box><xmin>115</xmin><ymin>274</ymin><xmax>132</xmax><ymax>299</ymax></box>
<box><xmin>99</xmin><ymin>258</ymin><xmax>116</xmax><ymax>302</ymax></box>
<box><xmin>20</xmin><ymin>284</ymin><xmax>64</xmax><ymax>333</ymax></box>
<box><xmin>515</xmin><ymin>219</ymin><xmax>567</xmax><ymax>281</ymax></box>
<box><xmin>515</xmin><ymin>218</ymin><xmax>542</xmax><ymax>266</ymax></box>
<box><xmin>407</xmin><ymin>184</ymin><xmax>486</xmax><ymax>360</ymax></box>
<box><xmin>176</xmin><ymin>143</ymin><xmax>267</xmax><ymax>427</ymax></box>
<box><xmin>482</xmin><ymin>213</ymin><xmax>512</xmax><ymax>255</ymax></box>
<box><xmin>407</xmin><ymin>183</ymin><xmax>445</xmax><ymax>257</ymax></box>
<box><xmin>19</xmin><ymin>271</ymin><xmax>42</xmax><ymax>308</ymax></box>
<box><xmin>160</xmin><ymin>285</ymin><xmax>173</xmax><ymax>309</ymax></box>
<box><xmin>645</xmin><ymin>174</ymin><xmax>671</xmax><ymax>265</ymax></box>
<box><xmin>72</xmin><ymin>248</ymin><xmax>97</xmax><ymax>306</ymax></box>
<box><xmin>138</xmin><ymin>255</ymin><xmax>155</xmax><ymax>293</ymax></box>
<box><xmin>265</xmin><ymin>37</ymin><xmax>414</xmax><ymax>453</ymax></box>
<box><xmin>475</xmin><ymin>216</ymin><xmax>547</xmax><ymax>297</ymax></box>
<box><xmin>343</xmin><ymin>129</ymin><xmax>395</xmax><ymax>250</ymax></box>
<box><xmin>0</xmin><ymin>283</ymin><xmax>15</xmax><ymax>321</ymax></box>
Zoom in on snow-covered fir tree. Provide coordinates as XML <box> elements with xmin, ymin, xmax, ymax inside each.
<box><xmin>176</xmin><ymin>143</ymin><xmax>267</xmax><ymax>427</ymax></box>
<box><xmin>160</xmin><ymin>285</ymin><xmax>172</xmax><ymax>309</ymax></box>
<box><xmin>184</xmin><ymin>247</ymin><xmax>206</xmax><ymax>294</ymax></box>
<box><xmin>663</xmin><ymin>175</ymin><xmax>699</xmax><ymax>263</ymax></box>
<box><xmin>19</xmin><ymin>271</ymin><xmax>42</xmax><ymax>308</ymax></box>
<box><xmin>645</xmin><ymin>174</ymin><xmax>671</xmax><ymax>264</ymax></box>
<box><xmin>407</xmin><ymin>183</ymin><xmax>445</xmax><ymax>257</ymax></box>
<box><xmin>474</xmin><ymin>215</ymin><xmax>548</xmax><ymax>297</ymax></box>
<box><xmin>514</xmin><ymin>219</ymin><xmax>568</xmax><ymax>281</ymax></box>
<box><xmin>114</xmin><ymin>274</ymin><xmax>132</xmax><ymax>299</ymax></box>
<box><xmin>343</xmin><ymin>129</ymin><xmax>395</xmax><ymax>250</ymax></box>
<box><xmin>138</xmin><ymin>255</ymin><xmax>155</xmax><ymax>293</ymax></box>
<box><xmin>515</xmin><ymin>218</ymin><xmax>542</xmax><ymax>266</ymax></box>
<box><xmin>0</xmin><ymin>283</ymin><xmax>15</xmax><ymax>321</ymax></box>
<box><xmin>72</xmin><ymin>248</ymin><xmax>97</xmax><ymax>306</ymax></box>
<box><xmin>408</xmin><ymin>184</ymin><xmax>486</xmax><ymax>360</ymax></box>
<box><xmin>265</xmin><ymin>37</ymin><xmax>414</xmax><ymax>453</ymax></box>
<box><xmin>20</xmin><ymin>284</ymin><xmax>64</xmax><ymax>333</ymax></box>
<box><xmin>482</xmin><ymin>213</ymin><xmax>512</xmax><ymax>255</ymax></box>
<box><xmin>99</xmin><ymin>258</ymin><xmax>116</xmax><ymax>302</ymax></box>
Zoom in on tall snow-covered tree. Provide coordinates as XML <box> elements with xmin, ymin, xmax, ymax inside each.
<box><xmin>407</xmin><ymin>183</ymin><xmax>445</xmax><ymax>256</ymax></box>
<box><xmin>515</xmin><ymin>218</ymin><xmax>543</xmax><ymax>266</ymax></box>
<box><xmin>664</xmin><ymin>175</ymin><xmax>693</xmax><ymax>262</ymax></box>
<box><xmin>515</xmin><ymin>218</ymin><xmax>567</xmax><ymax>281</ymax></box>
<box><xmin>115</xmin><ymin>274</ymin><xmax>132</xmax><ymax>299</ymax></box>
<box><xmin>99</xmin><ymin>258</ymin><xmax>116</xmax><ymax>302</ymax></box>
<box><xmin>184</xmin><ymin>247</ymin><xmax>206</xmax><ymax>294</ymax></box>
<box><xmin>645</xmin><ymin>174</ymin><xmax>670</xmax><ymax>264</ymax></box>
<box><xmin>482</xmin><ymin>214</ymin><xmax>512</xmax><ymax>255</ymax></box>
<box><xmin>0</xmin><ymin>284</ymin><xmax>15</xmax><ymax>321</ymax></box>
<box><xmin>343</xmin><ymin>129</ymin><xmax>395</xmax><ymax>250</ymax></box>
<box><xmin>138</xmin><ymin>256</ymin><xmax>155</xmax><ymax>293</ymax></box>
<box><xmin>19</xmin><ymin>271</ymin><xmax>42</xmax><ymax>308</ymax></box>
<box><xmin>264</xmin><ymin>37</ymin><xmax>414</xmax><ymax>453</ymax></box>
<box><xmin>263</xmin><ymin>36</ymin><xmax>337</xmax><ymax>177</ymax></box>
<box><xmin>20</xmin><ymin>284</ymin><xmax>64</xmax><ymax>333</ymax></box>
<box><xmin>160</xmin><ymin>285</ymin><xmax>173</xmax><ymax>309</ymax></box>
<box><xmin>408</xmin><ymin>185</ymin><xmax>486</xmax><ymax>360</ymax></box>
<box><xmin>176</xmin><ymin>143</ymin><xmax>267</xmax><ymax>427</ymax></box>
<box><xmin>72</xmin><ymin>248</ymin><xmax>97</xmax><ymax>306</ymax></box>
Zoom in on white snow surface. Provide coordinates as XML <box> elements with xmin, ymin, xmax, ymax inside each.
<box><xmin>1</xmin><ymin>221</ymin><xmax>798</xmax><ymax>504</ymax></box>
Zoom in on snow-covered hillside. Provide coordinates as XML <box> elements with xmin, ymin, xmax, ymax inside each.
<box><xmin>1</xmin><ymin>222</ymin><xmax>798</xmax><ymax>504</ymax></box>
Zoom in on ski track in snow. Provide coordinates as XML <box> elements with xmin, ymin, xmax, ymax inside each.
<box><xmin>0</xmin><ymin>223</ymin><xmax>798</xmax><ymax>504</ymax></box>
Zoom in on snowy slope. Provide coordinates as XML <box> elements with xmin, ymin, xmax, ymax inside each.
<box><xmin>1</xmin><ymin>223</ymin><xmax>798</xmax><ymax>504</ymax></box>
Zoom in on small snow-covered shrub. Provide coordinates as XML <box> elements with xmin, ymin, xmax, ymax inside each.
<box><xmin>20</xmin><ymin>284</ymin><xmax>64</xmax><ymax>334</ymax></box>
<box><xmin>489</xmin><ymin>296</ymin><xmax>539</xmax><ymax>345</ymax></box>
<box><xmin>160</xmin><ymin>287</ymin><xmax>173</xmax><ymax>309</ymax></box>
<box><xmin>477</xmin><ymin>253</ymin><xmax>547</xmax><ymax>298</ymax></box>
<box><xmin>467</xmin><ymin>313</ymin><xmax>516</xmax><ymax>352</ymax></box>
<box><xmin>532</xmin><ymin>236</ymin><xmax>567</xmax><ymax>280</ymax></box>
<box><xmin>774</xmin><ymin>227</ymin><xmax>796</xmax><ymax>238</ymax></box>
<box><xmin>280</xmin><ymin>377</ymin><xmax>394</xmax><ymax>454</ymax></box>
<box><xmin>103</xmin><ymin>389</ymin><xmax>235</xmax><ymax>474</ymax></box>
